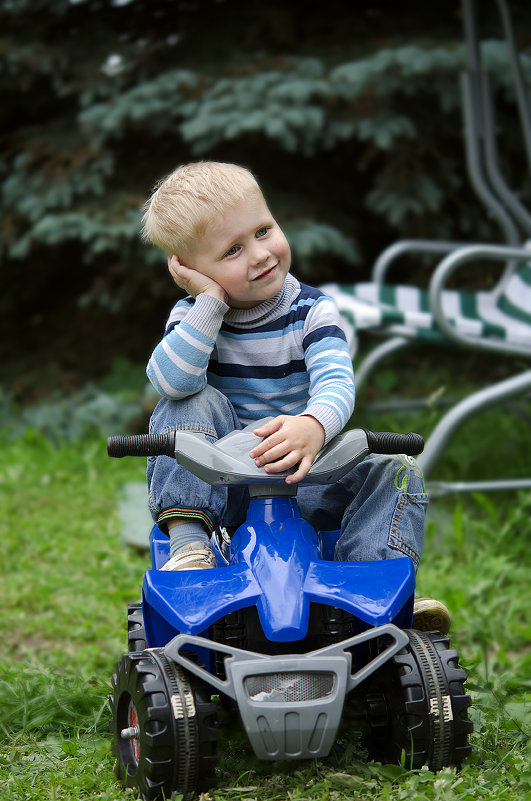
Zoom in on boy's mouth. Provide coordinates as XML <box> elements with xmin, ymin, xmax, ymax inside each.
<box><xmin>253</xmin><ymin>264</ymin><xmax>277</xmax><ymax>281</ymax></box>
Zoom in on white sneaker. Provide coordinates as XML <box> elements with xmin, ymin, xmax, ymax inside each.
<box><xmin>413</xmin><ymin>597</ymin><xmax>451</xmax><ymax>634</ymax></box>
<box><xmin>160</xmin><ymin>541</ymin><xmax>217</xmax><ymax>571</ymax></box>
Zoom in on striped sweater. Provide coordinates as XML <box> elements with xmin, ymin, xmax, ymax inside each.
<box><xmin>147</xmin><ymin>274</ymin><xmax>355</xmax><ymax>443</ymax></box>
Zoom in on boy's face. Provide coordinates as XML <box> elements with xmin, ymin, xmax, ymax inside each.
<box><xmin>186</xmin><ymin>192</ymin><xmax>291</xmax><ymax>309</ymax></box>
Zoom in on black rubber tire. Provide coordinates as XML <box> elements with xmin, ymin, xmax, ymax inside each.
<box><xmin>127</xmin><ymin>602</ymin><xmax>147</xmax><ymax>652</ymax></box>
<box><xmin>111</xmin><ymin>649</ymin><xmax>218</xmax><ymax>800</ymax></box>
<box><xmin>363</xmin><ymin>630</ymin><xmax>473</xmax><ymax>771</ymax></box>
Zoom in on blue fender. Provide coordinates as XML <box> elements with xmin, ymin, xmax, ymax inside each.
<box><xmin>143</xmin><ymin>498</ymin><xmax>415</xmax><ymax>645</ymax></box>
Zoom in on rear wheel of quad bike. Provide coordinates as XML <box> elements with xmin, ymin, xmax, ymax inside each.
<box><xmin>363</xmin><ymin>630</ymin><xmax>473</xmax><ymax>771</ymax></box>
<box><xmin>127</xmin><ymin>602</ymin><xmax>147</xmax><ymax>652</ymax></box>
<box><xmin>111</xmin><ymin>648</ymin><xmax>218</xmax><ymax>800</ymax></box>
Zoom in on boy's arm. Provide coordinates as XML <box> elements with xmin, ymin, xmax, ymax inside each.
<box><xmin>250</xmin><ymin>295</ymin><xmax>355</xmax><ymax>482</ymax></box>
<box><xmin>300</xmin><ymin>295</ymin><xmax>355</xmax><ymax>441</ymax></box>
<box><xmin>147</xmin><ymin>258</ymin><xmax>229</xmax><ymax>399</ymax></box>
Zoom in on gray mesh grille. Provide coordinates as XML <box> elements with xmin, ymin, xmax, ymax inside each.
<box><xmin>244</xmin><ymin>671</ymin><xmax>335</xmax><ymax>703</ymax></box>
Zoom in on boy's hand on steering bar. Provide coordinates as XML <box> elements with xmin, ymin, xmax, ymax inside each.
<box><xmin>249</xmin><ymin>415</ymin><xmax>325</xmax><ymax>484</ymax></box>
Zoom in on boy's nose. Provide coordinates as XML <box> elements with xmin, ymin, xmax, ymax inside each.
<box><xmin>248</xmin><ymin>242</ymin><xmax>269</xmax><ymax>267</ymax></box>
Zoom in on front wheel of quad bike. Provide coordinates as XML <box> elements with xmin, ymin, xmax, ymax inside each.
<box><xmin>363</xmin><ymin>630</ymin><xmax>473</xmax><ymax>771</ymax></box>
<box><xmin>111</xmin><ymin>649</ymin><xmax>219</xmax><ymax>800</ymax></box>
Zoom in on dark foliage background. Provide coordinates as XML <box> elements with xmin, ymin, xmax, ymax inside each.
<box><xmin>2</xmin><ymin>0</ymin><xmax>530</xmax><ymax>403</ymax></box>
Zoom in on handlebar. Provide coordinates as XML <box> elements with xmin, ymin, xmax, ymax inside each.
<box><xmin>364</xmin><ymin>430</ymin><xmax>424</xmax><ymax>457</ymax></box>
<box><xmin>107</xmin><ymin>429</ymin><xmax>423</xmax><ymax>459</ymax></box>
<box><xmin>107</xmin><ymin>425</ymin><xmax>423</xmax><ymax>488</ymax></box>
<box><xmin>107</xmin><ymin>432</ymin><xmax>176</xmax><ymax>458</ymax></box>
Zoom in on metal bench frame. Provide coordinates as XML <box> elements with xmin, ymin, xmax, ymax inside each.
<box><xmin>330</xmin><ymin>0</ymin><xmax>531</xmax><ymax>495</ymax></box>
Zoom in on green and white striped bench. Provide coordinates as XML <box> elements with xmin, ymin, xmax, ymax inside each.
<box><xmin>321</xmin><ymin>242</ymin><xmax>531</xmax><ymax>486</ymax></box>
<box><xmin>321</xmin><ymin>255</ymin><xmax>531</xmax><ymax>358</ymax></box>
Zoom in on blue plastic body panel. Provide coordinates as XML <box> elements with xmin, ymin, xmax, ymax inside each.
<box><xmin>150</xmin><ymin>523</ymin><xmax>170</xmax><ymax>569</ymax></box>
<box><xmin>142</xmin><ymin>497</ymin><xmax>415</xmax><ymax>649</ymax></box>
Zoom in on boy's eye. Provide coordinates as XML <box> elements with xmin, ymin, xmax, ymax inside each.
<box><xmin>256</xmin><ymin>226</ymin><xmax>270</xmax><ymax>238</ymax></box>
<box><xmin>224</xmin><ymin>245</ymin><xmax>241</xmax><ymax>258</ymax></box>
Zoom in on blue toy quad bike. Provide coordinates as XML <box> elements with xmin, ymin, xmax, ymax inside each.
<box><xmin>107</xmin><ymin>422</ymin><xmax>472</xmax><ymax>800</ymax></box>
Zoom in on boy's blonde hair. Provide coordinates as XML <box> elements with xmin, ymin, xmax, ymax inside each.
<box><xmin>141</xmin><ymin>161</ymin><xmax>262</xmax><ymax>258</ymax></box>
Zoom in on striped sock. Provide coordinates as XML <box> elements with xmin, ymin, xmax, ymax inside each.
<box><xmin>168</xmin><ymin>522</ymin><xmax>210</xmax><ymax>558</ymax></box>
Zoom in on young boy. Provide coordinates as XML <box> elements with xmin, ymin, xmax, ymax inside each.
<box><xmin>142</xmin><ymin>161</ymin><xmax>450</xmax><ymax>633</ymax></box>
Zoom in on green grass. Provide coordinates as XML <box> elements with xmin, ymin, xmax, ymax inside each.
<box><xmin>1</xmin><ymin>397</ymin><xmax>530</xmax><ymax>800</ymax></box>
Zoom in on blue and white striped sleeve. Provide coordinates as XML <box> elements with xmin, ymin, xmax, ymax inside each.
<box><xmin>146</xmin><ymin>293</ymin><xmax>228</xmax><ymax>399</ymax></box>
<box><xmin>301</xmin><ymin>295</ymin><xmax>355</xmax><ymax>443</ymax></box>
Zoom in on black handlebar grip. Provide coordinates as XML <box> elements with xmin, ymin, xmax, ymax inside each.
<box><xmin>107</xmin><ymin>432</ymin><xmax>176</xmax><ymax>458</ymax></box>
<box><xmin>364</xmin><ymin>430</ymin><xmax>424</xmax><ymax>456</ymax></box>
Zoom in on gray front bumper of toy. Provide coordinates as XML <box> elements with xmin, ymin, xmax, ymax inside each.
<box><xmin>164</xmin><ymin>624</ymin><xmax>408</xmax><ymax>761</ymax></box>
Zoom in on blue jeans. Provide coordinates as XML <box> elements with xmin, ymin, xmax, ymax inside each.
<box><xmin>147</xmin><ymin>386</ymin><xmax>428</xmax><ymax>569</ymax></box>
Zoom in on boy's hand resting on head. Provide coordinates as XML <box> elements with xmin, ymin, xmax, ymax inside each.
<box><xmin>249</xmin><ymin>415</ymin><xmax>326</xmax><ymax>484</ymax></box>
<box><xmin>168</xmin><ymin>255</ymin><xmax>228</xmax><ymax>305</ymax></box>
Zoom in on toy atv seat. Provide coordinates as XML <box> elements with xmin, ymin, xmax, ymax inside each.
<box><xmin>107</xmin><ymin>423</ymin><xmax>472</xmax><ymax>801</ymax></box>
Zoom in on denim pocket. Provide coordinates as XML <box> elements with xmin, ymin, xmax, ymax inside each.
<box><xmin>388</xmin><ymin>492</ymin><xmax>429</xmax><ymax>569</ymax></box>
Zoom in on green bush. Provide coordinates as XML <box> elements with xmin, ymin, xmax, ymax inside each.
<box><xmin>2</xmin><ymin>0</ymin><xmax>530</xmax><ymax>319</ymax></box>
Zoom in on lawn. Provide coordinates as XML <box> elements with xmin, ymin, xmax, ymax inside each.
<box><xmin>1</xmin><ymin>382</ymin><xmax>530</xmax><ymax>800</ymax></box>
